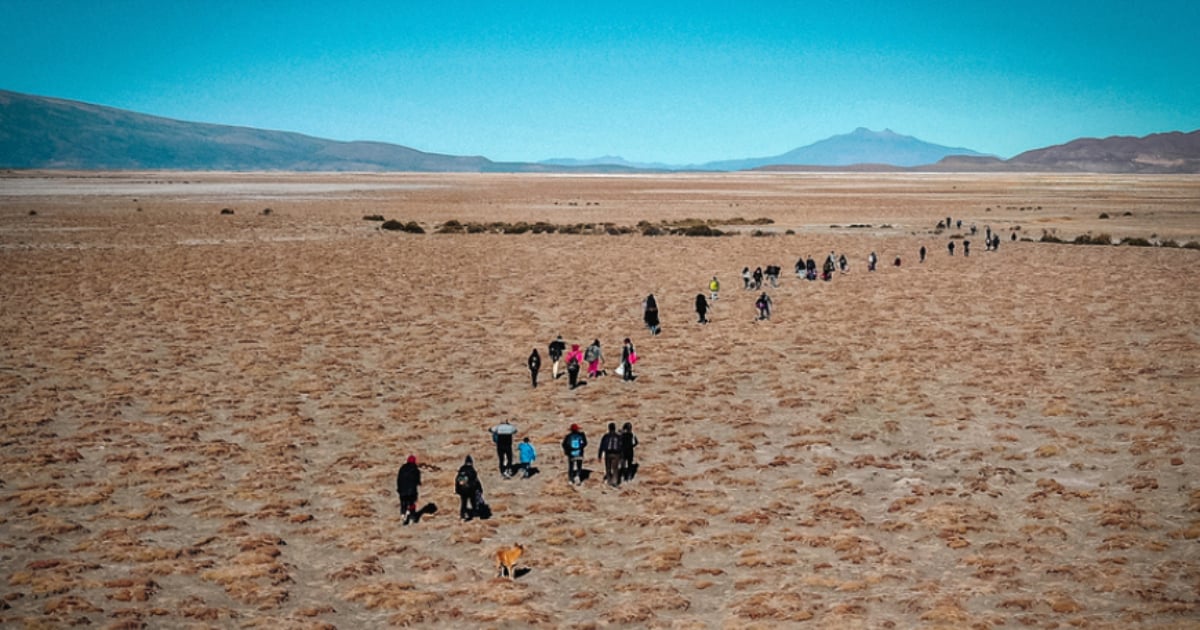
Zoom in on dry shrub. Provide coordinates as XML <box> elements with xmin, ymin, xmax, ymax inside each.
<box><xmin>1096</xmin><ymin>500</ymin><xmax>1150</xmax><ymax>530</ymax></box>
<box><xmin>42</xmin><ymin>594</ymin><xmax>103</xmax><ymax>615</ymax></box>
<box><xmin>812</xmin><ymin>502</ymin><xmax>865</xmax><ymax>526</ymax></box>
<box><xmin>326</xmin><ymin>555</ymin><xmax>384</xmax><ymax>581</ymax></box>
<box><xmin>919</xmin><ymin>596</ymin><xmax>970</xmax><ymax>623</ymax></box>
<box><xmin>344</xmin><ymin>581</ymin><xmax>442</xmax><ymax>610</ymax></box>
<box><xmin>640</xmin><ymin>547</ymin><xmax>684</xmax><ymax>572</ymax></box>
<box><xmin>478</xmin><ymin>581</ymin><xmax>538</xmax><ymax>606</ymax></box>
<box><xmin>104</xmin><ymin>577</ymin><xmax>159</xmax><ymax>602</ymax></box>
<box><xmin>469</xmin><ymin>604</ymin><xmax>552</xmax><ymax>624</ymax></box>
<box><xmin>1168</xmin><ymin>520</ymin><xmax>1200</xmax><ymax>540</ymax></box>
<box><xmin>731</xmin><ymin>590</ymin><xmax>814</xmax><ymax>621</ymax></box>
<box><xmin>732</xmin><ymin>509</ymin><xmax>772</xmax><ymax>525</ymax></box>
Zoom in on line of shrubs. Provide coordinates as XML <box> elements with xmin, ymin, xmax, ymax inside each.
<box><xmin>1039</xmin><ymin>231</ymin><xmax>1200</xmax><ymax>249</ymax></box>
<box><xmin>363</xmin><ymin>216</ymin><xmax>777</xmax><ymax>236</ymax></box>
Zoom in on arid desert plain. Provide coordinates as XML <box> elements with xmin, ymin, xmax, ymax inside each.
<box><xmin>1</xmin><ymin>171</ymin><xmax>1199</xmax><ymax>629</ymax></box>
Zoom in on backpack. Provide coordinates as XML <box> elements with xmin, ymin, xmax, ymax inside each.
<box><xmin>567</xmin><ymin>433</ymin><xmax>583</xmax><ymax>454</ymax></box>
<box><xmin>567</xmin><ymin>355</ymin><xmax>580</xmax><ymax>370</ymax></box>
<box><xmin>455</xmin><ymin>470</ymin><xmax>472</xmax><ymax>493</ymax></box>
<box><xmin>585</xmin><ymin>346</ymin><xmax>598</xmax><ymax>362</ymax></box>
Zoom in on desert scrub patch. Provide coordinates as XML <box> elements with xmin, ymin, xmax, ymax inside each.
<box><xmin>380</xmin><ymin>220</ymin><xmax>424</xmax><ymax>233</ymax></box>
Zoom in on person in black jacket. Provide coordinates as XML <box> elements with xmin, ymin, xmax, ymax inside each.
<box><xmin>528</xmin><ymin>348</ymin><xmax>541</xmax><ymax>388</ymax></box>
<box><xmin>597</xmin><ymin>423</ymin><xmax>622</xmax><ymax>487</ymax></box>
<box><xmin>455</xmin><ymin>456</ymin><xmax>482</xmax><ymax>520</ymax></box>
<box><xmin>396</xmin><ymin>455</ymin><xmax>421</xmax><ymax>525</ymax></box>
<box><xmin>619</xmin><ymin>422</ymin><xmax>639</xmax><ymax>483</ymax></box>
<box><xmin>548</xmin><ymin>335</ymin><xmax>565</xmax><ymax>380</ymax></box>
<box><xmin>561</xmin><ymin>424</ymin><xmax>588</xmax><ymax>485</ymax></box>
<box><xmin>643</xmin><ymin>294</ymin><xmax>660</xmax><ymax>335</ymax></box>
<box><xmin>695</xmin><ymin>293</ymin><xmax>709</xmax><ymax>324</ymax></box>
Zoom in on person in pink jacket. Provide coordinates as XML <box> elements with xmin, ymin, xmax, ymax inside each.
<box><xmin>565</xmin><ymin>344</ymin><xmax>585</xmax><ymax>389</ymax></box>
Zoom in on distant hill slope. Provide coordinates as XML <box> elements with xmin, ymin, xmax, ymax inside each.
<box><xmin>3</xmin><ymin>89</ymin><xmax>1197</xmax><ymax>173</ymax></box>
<box><xmin>700</xmin><ymin>128</ymin><xmax>990</xmax><ymax>170</ymax></box>
<box><xmin>0</xmin><ymin>89</ymin><xmax>494</xmax><ymax>172</ymax></box>
<box><xmin>1007</xmin><ymin>130</ymin><xmax>1200</xmax><ymax>173</ymax></box>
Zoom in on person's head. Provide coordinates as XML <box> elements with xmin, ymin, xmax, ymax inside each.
<box><xmin>407</xmin><ymin>455</ymin><xmax>417</xmax><ymax>464</ymax></box>
<box><xmin>523</xmin><ymin>436</ymin><xmax>530</xmax><ymax>443</ymax></box>
<box><xmin>556</xmin><ymin>334</ymin><xmax>563</xmax><ymax>340</ymax></box>
<box><xmin>593</xmin><ymin>339</ymin><xmax>600</xmax><ymax>345</ymax></box>
<box><xmin>622</xmin><ymin>422</ymin><xmax>632</xmax><ymax>432</ymax></box>
<box><xmin>624</xmin><ymin>337</ymin><xmax>631</xmax><ymax>345</ymax></box>
<box><xmin>608</xmin><ymin>422</ymin><xmax>617</xmax><ymax>433</ymax></box>
<box><xmin>570</xmin><ymin>423</ymin><xmax>581</xmax><ymax>432</ymax></box>
<box><xmin>464</xmin><ymin>455</ymin><xmax>473</xmax><ymax>466</ymax></box>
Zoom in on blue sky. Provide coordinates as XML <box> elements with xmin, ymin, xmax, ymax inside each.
<box><xmin>2</xmin><ymin>1</ymin><xmax>1197</xmax><ymax>163</ymax></box>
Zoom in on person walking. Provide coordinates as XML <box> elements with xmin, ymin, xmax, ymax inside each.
<box><xmin>963</xmin><ymin>240</ymin><xmax>971</xmax><ymax>257</ymax></box>
<box><xmin>752</xmin><ymin>266</ymin><xmax>763</xmax><ymax>290</ymax></box>
<box><xmin>598</xmin><ymin>423</ymin><xmax>623</xmax><ymax>487</ymax></box>
<box><xmin>527</xmin><ymin>348</ymin><xmax>541</xmax><ymax>388</ymax></box>
<box><xmin>490</xmin><ymin>420</ymin><xmax>518</xmax><ymax>477</ymax></box>
<box><xmin>396</xmin><ymin>454</ymin><xmax>421</xmax><ymax>525</ymax></box>
<box><xmin>868</xmin><ymin>251</ymin><xmax>878</xmax><ymax>272</ymax></box>
<box><xmin>585</xmin><ymin>339</ymin><xmax>604</xmax><ymax>379</ymax></box>
<box><xmin>548</xmin><ymin>335</ymin><xmax>566</xmax><ymax>380</ymax></box>
<box><xmin>561</xmin><ymin>424</ymin><xmax>588</xmax><ymax>485</ymax></box>
<box><xmin>709</xmin><ymin>275</ymin><xmax>720</xmax><ymax>301</ymax></box>
<box><xmin>455</xmin><ymin>455</ymin><xmax>481</xmax><ymax>520</ymax></box>
<box><xmin>643</xmin><ymin>294</ymin><xmax>660</xmax><ymax>335</ymax></box>
<box><xmin>741</xmin><ymin>267</ymin><xmax>752</xmax><ymax>289</ymax></box>
<box><xmin>919</xmin><ymin>245</ymin><xmax>927</xmax><ymax>263</ymax></box>
<box><xmin>755</xmin><ymin>292</ymin><xmax>772</xmax><ymax>321</ymax></box>
<box><xmin>620</xmin><ymin>338</ymin><xmax>637</xmax><ymax>381</ymax></box>
<box><xmin>619</xmin><ymin>422</ymin><xmax>639</xmax><ymax>483</ymax></box>
<box><xmin>566</xmin><ymin>343</ymin><xmax>584</xmax><ymax>389</ymax></box>
<box><xmin>695</xmin><ymin>293</ymin><xmax>710</xmax><ymax>324</ymax></box>
<box><xmin>948</xmin><ymin>241</ymin><xmax>955</xmax><ymax>256</ymax></box>
<box><xmin>517</xmin><ymin>437</ymin><xmax>537</xmax><ymax>479</ymax></box>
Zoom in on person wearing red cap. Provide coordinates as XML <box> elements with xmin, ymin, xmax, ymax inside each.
<box><xmin>396</xmin><ymin>455</ymin><xmax>421</xmax><ymax>525</ymax></box>
<box><xmin>561</xmin><ymin>423</ymin><xmax>588</xmax><ymax>485</ymax></box>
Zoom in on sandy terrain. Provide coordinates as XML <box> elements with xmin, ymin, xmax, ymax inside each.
<box><xmin>1</xmin><ymin>172</ymin><xmax>1198</xmax><ymax>628</ymax></box>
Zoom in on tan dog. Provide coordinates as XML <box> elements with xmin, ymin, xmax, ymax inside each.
<box><xmin>495</xmin><ymin>543</ymin><xmax>524</xmax><ymax>579</ymax></box>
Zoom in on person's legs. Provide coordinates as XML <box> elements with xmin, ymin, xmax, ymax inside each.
<box><xmin>459</xmin><ymin>494</ymin><xmax>470</xmax><ymax>520</ymax></box>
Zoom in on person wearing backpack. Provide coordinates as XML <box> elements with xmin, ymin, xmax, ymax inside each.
<box><xmin>619</xmin><ymin>422</ymin><xmax>639</xmax><ymax>483</ymax></box>
<box><xmin>619</xmin><ymin>338</ymin><xmax>637</xmax><ymax>382</ymax></box>
<box><xmin>584</xmin><ymin>339</ymin><xmax>604</xmax><ymax>379</ymax></box>
<box><xmin>561</xmin><ymin>424</ymin><xmax>588</xmax><ymax>485</ymax></box>
<box><xmin>396</xmin><ymin>455</ymin><xmax>421</xmax><ymax>525</ymax></box>
<box><xmin>548</xmin><ymin>335</ymin><xmax>566</xmax><ymax>380</ymax></box>
<box><xmin>490</xmin><ymin>420</ymin><xmax>519</xmax><ymax>477</ymax></box>
<box><xmin>527</xmin><ymin>348</ymin><xmax>541</xmax><ymax>388</ymax></box>
<box><xmin>517</xmin><ymin>437</ymin><xmax>537</xmax><ymax>479</ymax></box>
<box><xmin>455</xmin><ymin>455</ymin><xmax>482</xmax><ymax>520</ymax></box>
<box><xmin>695</xmin><ymin>293</ymin><xmax>710</xmax><ymax>324</ymax></box>
<box><xmin>598</xmin><ymin>423</ymin><xmax>623</xmax><ymax>487</ymax></box>
<box><xmin>565</xmin><ymin>344</ymin><xmax>585</xmax><ymax>389</ymax></box>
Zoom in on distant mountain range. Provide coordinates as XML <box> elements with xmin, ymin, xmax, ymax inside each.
<box><xmin>2</xmin><ymin>89</ymin><xmax>1197</xmax><ymax>173</ymax></box>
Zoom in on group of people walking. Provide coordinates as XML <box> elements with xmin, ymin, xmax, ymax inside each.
<box><xmin>531</xmin><ymin>335</ymin><xmax>638</xmax><ymax>389</ymax></box>
<box><xmin>395</xmin><ymin>420</ymin><xmax>641</xmax><ymax>523</ymax></box>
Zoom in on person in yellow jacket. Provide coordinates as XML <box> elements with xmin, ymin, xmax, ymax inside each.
<box><xmin>709</xmin><ymin>275</ymin><xmax>720</xmax><ymax>301</ymax></box>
